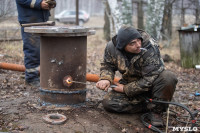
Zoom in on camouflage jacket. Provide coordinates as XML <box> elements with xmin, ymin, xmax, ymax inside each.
<box><xmin>100</xmin><ymin>29</ymin><xmax>165</xmax><ymax>97</ymax></box>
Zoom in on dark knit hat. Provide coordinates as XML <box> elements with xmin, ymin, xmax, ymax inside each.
<box><xmin>116</xmin><ymin>26</ymin><xmax>142</xmax><ymax>50</ymax></box>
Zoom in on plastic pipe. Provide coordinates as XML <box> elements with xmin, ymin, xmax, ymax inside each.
<box><xmin>0</xmin><ymin>62</ymin><xmax>120</xmax><ymax>83</ymax></box>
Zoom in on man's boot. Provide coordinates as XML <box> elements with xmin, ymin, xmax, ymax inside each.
<box><xmin>148</xmin><ymin>112</ymin><xmax>164</xmax><ymax>127</ymax></box>
<box><xmin>147</xmin><ymin>102</ymin><xmax>166</xmax><ymax>127</ymax></box>
<box><xmin>25</xmin><ymin>80</ymin><xmax>40</xmax><ymax>88</ymax></box>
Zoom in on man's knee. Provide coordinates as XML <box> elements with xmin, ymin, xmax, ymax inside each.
<box><xmin>102</xmin><ymin>98</ymin><xmax>116</xmax><ymax>112</ymax></box>
<box><xmin>152</xmin><ymin>70</ymin><xmax>178</xmax><ymax>100</ymax></box>
<box><xmin>162</xmin><ymin>70</ymin><xmax>177</xmax><ymax>83</ymax></box>
<box><xmin>102</xmin><ymin>92</ymin><xmax>146</xmax><ymax>113</ymax></box>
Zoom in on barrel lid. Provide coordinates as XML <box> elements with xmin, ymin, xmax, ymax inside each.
<box><xmin>24</xmin><ymin>26</ymin><xmax>95</xmax><ymax>36</ymax></box>
<box><xmin>178</xmin><ymin>24</ymin><xmax>200</xmax><ymax>32</ymax></box>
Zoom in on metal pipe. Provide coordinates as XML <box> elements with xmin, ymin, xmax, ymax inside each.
<box><xmin>23</xmin><ymin>26</ymin><xmax>96</xmax><ymax>105</ymax></box>
<box><xmin>76</xmin><ymin>0</ymin><xmax>79</xmax><ymax>26</ymax></box>
<box><xmin>0</xmin><ymin>62</ymin><xmax>120</xmax><ymax>83</ymax></box>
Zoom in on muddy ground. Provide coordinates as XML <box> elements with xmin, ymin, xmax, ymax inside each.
<box><xmin>0</xmin><ymin>17</ymin><xmax>200</xmax><ymax>133</ymax></box>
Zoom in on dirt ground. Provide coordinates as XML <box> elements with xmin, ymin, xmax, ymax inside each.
<box><xmin>0</xmin><ymin>17</ymin><xmax>200</xmax><ymax>133</ymax></box>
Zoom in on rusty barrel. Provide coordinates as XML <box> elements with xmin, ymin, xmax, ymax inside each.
<box><xmin>25</xmin><ymin>26</ymin><xmax>95</xmax><ymax>105</ymax></box>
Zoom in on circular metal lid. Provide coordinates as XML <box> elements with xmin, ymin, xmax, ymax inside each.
<box><xmin>24</xmin><ymin>26</ymin><xmax>95</xmax><ymax>37</ymax></box>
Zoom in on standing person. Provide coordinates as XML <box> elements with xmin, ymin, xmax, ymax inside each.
<box><xmin>16</xmin><ymin>0</ymin><xmax>56</xmax><ymax>87</ymax></box>
<box><xmin>96</xmin><ymin>25</ymin><xmax>178</xmax><ymax>126</ymax></box>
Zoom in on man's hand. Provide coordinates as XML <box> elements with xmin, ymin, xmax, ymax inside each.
<box><xmin>45</xmin><ymin>0</ymin><xmax>56</xmax><ymax>8</ymax></box>
<box><xmin>112</xmin><ymin>82</ymin><xmax>124</xmax><ymax>93</ymax></box>
<box><xmin>96</xmin><ymin>80</ymin><xmax>110</xmax><ymax>92</ymax></box>
<box><xmin>41</xmin><ymin>0</ymin><xmax>50</xmax><ymax>10</ymax></box>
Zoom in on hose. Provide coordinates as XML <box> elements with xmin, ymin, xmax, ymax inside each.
<box><xmin>141</xmin><ymin>113</ymin><xmax>164</xmax><ymax>133</ymax></box>
<box><xmin>140</xmin><ymin>98</ymin><xmax>199</xmax><ymax>133</ymax></box>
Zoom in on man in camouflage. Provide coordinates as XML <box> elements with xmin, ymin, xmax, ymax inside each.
<box><xmin>96</xmin><ymin>25</ymin><xmax>178</xmax><ymax>126</ymax></box>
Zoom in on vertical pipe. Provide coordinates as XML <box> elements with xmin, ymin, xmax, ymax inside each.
<box><xmin>76</xmin><ymin>0</ymin><xmax>79</xmax><ymax>25</ymax></box>
<box><xmin>40</xmin><ymin>36</ymin><xmax>87</xmax><ymax>105</ymax></box>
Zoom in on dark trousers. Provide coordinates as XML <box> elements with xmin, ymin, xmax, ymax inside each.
<box><xmin>102</xmin><ymin>70</ymin><xmax>178</xmax><ymax>113</ymax></box>
<box><xmin>21</xmin><ymin>27</ymin><xmax>40</xmax><ymax>83</ymax></box>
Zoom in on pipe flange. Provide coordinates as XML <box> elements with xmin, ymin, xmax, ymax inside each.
<box><xmin>43</xmin><ymin>113</ymin><xmax>67</xmax><ymax>125</ymax></box>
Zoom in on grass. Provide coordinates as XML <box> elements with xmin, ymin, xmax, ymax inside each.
<box><xmin>83</xmin><ymin>16</ymin><xmax>104</xmax><ymax>28</ymax></box>
<box><xmin>0</xmin><ymin>41</ymin><xmax>23</xmax><ymax>63</ymax></box>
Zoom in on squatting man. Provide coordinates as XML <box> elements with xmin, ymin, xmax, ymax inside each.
<box><xmin>96</xmin><ymin>25</ymin><xmax>178</xmax><ymax>126</ymax></box>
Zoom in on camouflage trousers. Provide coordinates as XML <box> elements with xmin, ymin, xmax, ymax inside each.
<box><xmin>102</xmin><ymin>70</ymin><xmax>178</xmax><ymax>113</ymax></box>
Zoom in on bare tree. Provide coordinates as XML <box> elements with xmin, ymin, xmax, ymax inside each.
<box><xmin>161</xmin><ymin>0</ymin><xmax>175</xmax><ymax>41</ymax></box>
<box><xmin>107</xmin><ymin>0</ymin><xmax>123</xmax><ymax>35</ymax></box>
<box><xmin>120</xmin><ymin>0</ymin><xmax>133</xmax><ymax>26</ymax></box>
<box><xmin>145</xmin><ymin>0</ymin><xmax>165</xmax><ymax>40</ymax></box>
<box><xmin>137</xmin><ymin>0</ymin><xmax>144</xmax><ymax>29</ymax></box>
<box><xmin>195</xmin><ymin>0</ymin><xmax>200</xmax><ymax>24</ymax></box>
<box><xmin>103</xmin><ymin>1</ymin><xmax>112</xmax><ymax>41</ymax></box>
<box><xmin>174</xmin><ymin>0</ymin><xmax>195</xmax><ymax>26</ymax></box>
<box><xmin>103</xmin><ymin>0</ymin><xmax>133</xmax><ymax>41</ymax></box>
<box><xmin>180</xmin><ymin>0</ymin><xmax>185</xmax><ymax>26</ymax></box>
<box><xmin>0</xmin><ymin>0</ymin><xmax>16</xmax><ymax>23</ymax></box>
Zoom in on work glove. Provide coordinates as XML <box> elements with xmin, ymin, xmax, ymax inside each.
<box><xmin>45</xmin><ymin>0</ymin><xmax>56</xmax><ymax>8</ymax></box>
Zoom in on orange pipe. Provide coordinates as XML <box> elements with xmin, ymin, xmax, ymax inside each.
<box><xmin>0</xmin><ymin>62</ymin><xmax>120</xmax><ymax>83</ymax></box>
<box><xmin>0</xmin><ymin>62</ymin><xmax>25</xmax><ymax>72</ymax></box>
<box><xmin>86</xmin><ymin>73</ymin><xmax>120</xmax><ymax>83</ymax></box>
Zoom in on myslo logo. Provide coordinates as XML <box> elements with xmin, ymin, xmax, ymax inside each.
<box><xmin>172</xmin><ymin>127</ymin><xmax>198</xmax><ymax>132</ymax></box>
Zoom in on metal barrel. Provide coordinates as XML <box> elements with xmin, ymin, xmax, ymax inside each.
<box><xmin>25</xmin><ymin>26</ymin><xmax>94</xmax><ymax>105</ymax></box>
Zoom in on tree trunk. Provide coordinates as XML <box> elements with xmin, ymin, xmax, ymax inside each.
<box><xmin>137</xmin><ymin>0</ymin><xmax>144</xmax><ymax>29</ymax></box>
<box><xmin>103</xmin><ymin>0</ymin><xmax>112</xmax><ymax>41</ymax></box>
<box><xmin>195</xmin><ymin>0</ymin><xmax>200</xmax><ymax>24</ymax></box>
<box><xmin>120</xmin><ymin>0</ymin><xmax>133</xmax><ymax>26</ymax></box>
<box><xmin>0</xmin><ymin>0</ymin><xmax>16</xmax><ymax>23</ymax></box>
<box><xmin>161</xmin><ymin>0</ymin><xmax>174</xmax><ymax>41</ymax></box>
<box><xmin>103</xmin><ymin>0</ymin><xmax>133</xmax><ymax>40</ymax></box>
<box><xmin>180</xmin><ymin>0</ymin><xmax>185</xmax><ymax>26</ymax></box>
<box><xmin>145</xmin><ymin>0</ymin><xmax>165</xmax><ymax>40</ymax></box>
<box><xmin>107</xmin><ymin>0</ymin><xmax>123</xmax><ymax>35</ymax></box>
